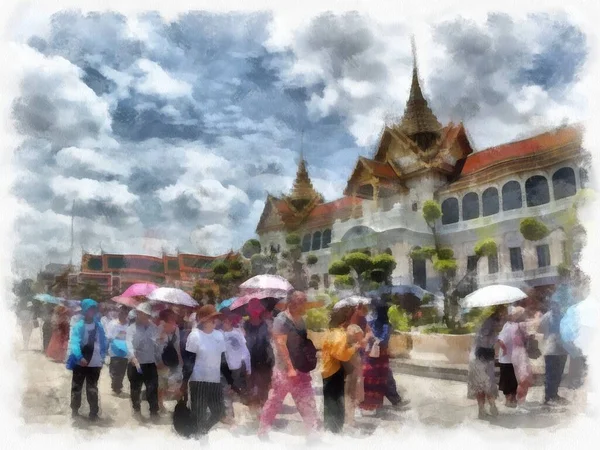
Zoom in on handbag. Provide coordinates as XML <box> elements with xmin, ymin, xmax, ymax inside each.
<box><xmin>162</xmin><ymin>334</ymin><xmax>180</xmax><ymax>368</ymax></box>
<box><xmin>520</xmin><ymin>326</ymin><xmax>541</xmax><ymax>360</ymax></box>
<box><xmin>369</xmin><ymin>339</ymin><xmax>381</xmax><ymax>358</ymax></box>
<box><xmin>475</xmin><ymin>347</ymin><xmax>495</xmax><ymax>361</ymax></box>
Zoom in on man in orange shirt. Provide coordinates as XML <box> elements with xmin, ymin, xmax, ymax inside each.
<box><xmin>321</xmin><ymin>324</ymin><xmax>364</xmax><ymax>433</ymax></box>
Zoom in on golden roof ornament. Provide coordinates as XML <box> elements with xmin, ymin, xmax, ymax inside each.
<box><xmin>286</xmin><ymin>143</ymin><xmax>323</xmax><ymax>212</ymax></box>
<box><xmin>398</xmin><ymin>37</ymin><xmax>442</xmax><ymax>150</ymax></box>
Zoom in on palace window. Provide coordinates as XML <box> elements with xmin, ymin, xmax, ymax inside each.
<box><xmin>462</xmin><ymin>192</ymin><xmax>480</xmax><ymax>221</ymax></box>
<box><xmin>488</xmin><ymin>253</ymin><xmax>499</xmax><ymax>274</ymax></box>
<box><xmin>322</xmin><ymin>229</ymin><xmax>332</xmax><ymax>249</ymax></box>
<box><xmin>536</xmin><ymin>244</ymin><xmax>551</xmax><ymax>268</ymax></box>
<box><xmin>301</xmin><ymin>234</ymin><xmax>311</xmax><ymax>252</ymax></box>
<box><xmin>525</xmin><ymin>175</ymin><xmax>550</xmax><ymax>207</ymax></box>
<box><xmin>509</xmin><ymin>247</ymin><xmax>524</xmax><ymax>272</ymax></box>
<box><xmin>502</xmin><ymin>181</ymin><xmax>522</xmax><ymax>211</ymax></box>
<box><xmin>412</xmin><ymin>202</ymin><xmax>419</xmax><ymax>212</ymax></box>
<box><xmin>312</xmin><ymin>231</ymin><xmax>322</xmax><ymax>251</ymax></box>
<box><xmin>412</xmin><ymin>247</ymin><xmax>427</xmax><ymax>289</ymax></box>
<box><xmin>482</xmin><ymin>187</ymin><xmax>500</xmax><ymax>217</ymax></box>
<box><xmin>441</xmin><ymin>198</ymin><xmax>459</xmax><ymax>225</ymax></box>
<box><xmin>552</xmin><ymin>167</ymin><xmax>577</xmax><ymax>200</ymax></box>
<box><xmin>466</xmin><ymin>255</ymin><xmax>479</xmax><ymax>293</ymax></box>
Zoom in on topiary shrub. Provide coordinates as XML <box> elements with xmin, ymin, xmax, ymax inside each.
<box><xmin>306</xmin><ymin>254</ymin><xmax>318</xmax><ymax>265</ymax></box>
<box><xmin>520</xmin><ymin>218</ymin><xmax>550</xmax><ymax>241</ymax></box>
<box><xmin>389</xmin><ymin>305</ymin><xmax>410</xmax><ymax>332</ymax></box>
<box><xmin>212</xmin><ymin>262</ymin><xmax>229</xmax><ymax>275</ymax></box>
<box><xmin>437</xmin><ymin>247</ymin><xmax>455</xmax><ymax>260</ymax></box>
<box><xmin>305</xmin><ymin>307</ymin><xmax>329</xmax><ymax>331</ymax></box>
<box><xmin>286</xmin><ymin>233</ymin><xmax>301</xmax><ymax>247</ymax></box>
<box><xmin>242</xmin><ymin>239</ymin><xmax>262</xmax><ymax>259</ymax></box>
<box><xmin>329</xmin><ymin>260</ymin><xmax>351</xmax><ymax>276</ymax></box>
<box><xmin>343</xmin><ymin>252</ymin><xmax>373</xmax><ymax>274</ymax></box>
<box><xmin>474</xmin><ymin>238</ymin><xmax>498</xmax><ymax>257</ymax></box>
<box><xmin>334</xmin><ymin>274</ymin><xmax>355</xmax><ymax>289</ymax></box>
<box><xmin>423</xmin><ymin>200</ymin><xmax>442</xmax><ymax>224</ymax></box>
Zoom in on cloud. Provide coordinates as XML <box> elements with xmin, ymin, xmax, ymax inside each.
<box><xmin>134</xmin><ymin>58</ymin><xmax>193</xmax><ymax>98</ymax></box>
<box><xmin>7</xmin><ymin>10</ymin><xmax>587</xmax><ymax>275</ymax></box>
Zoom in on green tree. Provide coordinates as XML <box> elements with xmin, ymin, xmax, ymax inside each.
<box><xmin>414</xmin><ymin>200</ymin><xmax>498</xmax><ymax>329</ymax></box>
<box><xmin>328</xmin><ymin>249</ymin><xmax>397</xmax><ymax>294</ymax></box>
<box><xmin>210</xmin><ymin>254</ymin><xmax>249</xmax><ymax>299</ymax></box>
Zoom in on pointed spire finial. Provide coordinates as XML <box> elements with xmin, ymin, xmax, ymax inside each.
<box><xmin>398</xmin><ymin>36</ymin><xmax>442</xmax><ymax>148</ymax></box>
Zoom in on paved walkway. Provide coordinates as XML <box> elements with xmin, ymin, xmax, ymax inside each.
<box><xmin>18</xmin><ymin>328</ymin><xmax>586</xmax><ymax>437</ymax></box>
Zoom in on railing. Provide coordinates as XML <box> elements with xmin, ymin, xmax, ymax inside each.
<box><xmin>478</xmin><ymin>266</ymin><xmax>559</xmax><ymax>286</ymax></box>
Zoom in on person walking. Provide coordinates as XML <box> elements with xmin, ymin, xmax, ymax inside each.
<box><xmin>467</xmin><ymin>306</ymin><xmax>506</xmax><ymax>419</ymax></box>
<box><xmin>498</xmin><ymin>308</ymin><xmax>519</xmax><ymax>408</ymax></box>
<box><xmin>157</xmin><ymin>309</ymin><xmax>183</xmax><ymax>412</ymax></box>
<box><xmin>360</xmin><ymin>305</ymin><xmax>393</xmax><ymax>414</ymax></box>
<box><xmin>244</xmin><ymin>299</ymin><xmax>274</xmax><ymax>418</ymax></box>
<box><xmin>185</xmin><ymin>305</ymin><xmax>238</xmax><ymax>436</ymax></box>
<box><xmin>258</xmin><ymin>291</ymin><xmax>319</xmax><ymax>441</ymax></box>
<box><xmin>67</xmin><ymin>299</ymin><xmax>107</xmax><ymax>421</ymax></box>
<box><xmin>107</xmin><ymin>306</ymin><xmax>130</xmax><ymax>395</ymax></box>
<box><xmin>46</xmin><ymin>305</ymin><xmax>70</xmax><ymax>363</ymax></box>
<box><xmin>18</xmin><ymin>302</ymin><xmax>35</xmax><ymax>351</ymax></box>
<box><xmin>41</xmin><ymin>304</ymin><xmax>53</xmax><ymax>353</ymax></box>
<box><xmin>510</xmin><ymin>307</ymin><xmax>534</xmax><ymax>412</ymax></box>
<box><xmin>126</xmin><ymin>302</ymin><xmax>161</xmax><ymax>420</ymax></box>
<box><xmin>539</xmin><ymin>300</ymin><xmax>568</xmax><ymax>406</ymax></box>
<box><xmin>321</xmin><ymin>321</ymin><xmax>363</xmax><ymax>433</ymax></box>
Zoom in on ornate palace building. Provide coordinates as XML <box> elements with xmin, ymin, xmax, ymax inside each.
<box><xmin>255</xmin><ymin>49</ymin><xmax>590</xmax><ymax>297</ymax></box>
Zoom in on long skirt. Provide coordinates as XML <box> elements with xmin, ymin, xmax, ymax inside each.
<box><xmin>467</xmin><ymin>356</ymin><xmax>498</xmax><ymax>399</ymax></box>
<box><xmin>46</xmin><ymin>330</ymin><xmax>68</xmax><ymax>363</ymax></box>
<box><xmin>360</xmin><ymin>350</ymin><xmax>389</xmax><ymax>411</ymax></box>
<box><xmin>498</xmin><ymin>363</ymin><xmax>518</xmax><ymax>396</ymax></box>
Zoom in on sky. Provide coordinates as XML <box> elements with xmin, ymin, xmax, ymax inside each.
<box><xmin>6</xmin><ymin>8</ymin><xmax>588</xmax><ymax>276</ymax></box>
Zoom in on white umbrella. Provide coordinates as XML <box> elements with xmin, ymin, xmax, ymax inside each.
<box><xmin>561</xmin><ymin>295</ymin><xmax>600</xmax><ymax>357</ymax></box>
<box><xmin>462</xmin><ymin>285</ymin><xmax>527</xmax><ymax>309</ymax></box>
<box><xmin>239</xmin><ymin>274</ymin><xmax>293</xmax><ymax>295</ymax></box>
<box><xmin>147</xmin><ymin>287</ymin><xmax>198</xmax><ymax>308</ymax></box>
<box><xmin>332</xmin><ymin>295</ymin><xmax>371</xmax><ymax>311</ymax></box>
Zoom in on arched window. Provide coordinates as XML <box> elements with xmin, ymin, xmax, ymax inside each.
<box><xmin>552</xmin><ymin>167</ymin><xmax>577</xmax><ymax>200</ymax></box>
<box><xmin>301</xmin><ymin>234</ymin><xmax>311</xmax><ymax>252</ymax></box>
<box><xmin>580</xmin><ymin>167</ymin><xmax>589</xmax><ymax>189</ymax></box>
<box><xmin>321</xmin><ymin>229</ymin><xmax>332</xmax><ymax>249</ymax></box>
<box><xmin>311</xmin><ymin>231</ymin><xmax>322</xmax><ymax>251</ymax></box>
<box><xmin>525</xmin><ymin>176</ymin><xmax>550</xmax><ymax>207</ymax></box>
<box><xmin>412</xmin><ymin>247</ymin><xmax>427</xmax><ymax>289</ymax></box>
<box><xmin>482</xmin><ymin>187</ymin><xmax>499</xmax><ymax>217</ymax></box>
<box><xmin>462</xmin><ymin>192</ymin><xmax>480</xmax><ymax>221</ymax></box>
<box><xmin>502</xmin><ymin>181</ymin><xmax>522</xmax><ymax>211</ymax></box>
<box><xmin>441</xmin><ymin>198</ymin><xmax>459</xmax><ymax>225</ymax></box>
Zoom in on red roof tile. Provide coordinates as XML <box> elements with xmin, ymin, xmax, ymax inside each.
<box><xmin>461</xmin><ymin>125</ymin><xmax>581</xmax><ymax>175</ymax></box>
<box><xmin>360</xmin><ymin>158</ymin><xmax>398</xmax><ymax>179</ymax></box>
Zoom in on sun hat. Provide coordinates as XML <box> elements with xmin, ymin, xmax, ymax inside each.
<box><xmin>81</xmin><ymin>299</ymin><xmax>98</xmax><ymax>314</ymax></box>
<box><xmin>136</xmin><ymin>302</ymin><xmax>153</xmax><ymax>316</ymax></box>
<box><xmin>197</xmin><ymin>305</ymin><xmax>221</xmax><ymax>324</ymax></box>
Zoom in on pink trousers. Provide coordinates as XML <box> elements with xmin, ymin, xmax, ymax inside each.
<box><xmin>258</xmin><ymin>369</ymin><xmax>318</xmax><ymax>434</ymax></box>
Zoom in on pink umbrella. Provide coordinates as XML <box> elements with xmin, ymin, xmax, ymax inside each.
<box><xmin>121</xmin><ymin>283</ymin><xmax>159</xmax><ymax>298</ymax></box>
<box><xmin>230</xmin><ymin>292</ymin><xmax>282</xmax><ymax>314</ymax></box>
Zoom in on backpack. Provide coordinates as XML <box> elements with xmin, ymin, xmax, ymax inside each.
<box><xmin>162</xmin><ymin>333</ymin><xmax>179</xmax><ymax>368</ymax></box>
<box><xmin>284</xmin><ymin>316</ymin><xmax>317</xmax><ymax>373</ymax></box>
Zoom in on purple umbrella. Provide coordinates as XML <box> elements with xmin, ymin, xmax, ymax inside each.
<box><xmin>121</xmin><ymin>283</ymin><xmax>159</xmax><ymax>298</ymax></box>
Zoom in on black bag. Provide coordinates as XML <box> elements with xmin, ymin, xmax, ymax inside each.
<box><xmin>172</xmin><ymin>400</ymin><xmax>196</xmax><ymax>438</ymax></box>
<box><xmin>475</xmin><ymin>347</ymin><xmax>495</xmax><ymax>361</ymax></box>
<box><xmin>285</xmin><ymin>317</ymin><xmax>317</xmax><ymax>373</ymax></box>
<box><xmin>525</xmin><ymin>335</ymin><xmax>542</xmax><ymax>360</ymax></box>
<box><xmin>81</xmin><ymin>327</ymin><xmax>97</xmax><ymax>362</ymax></box>
<box><xmin>162</xmin><ymin>334</ymin><xmax>179</xmax><ymax>368</ymax></box>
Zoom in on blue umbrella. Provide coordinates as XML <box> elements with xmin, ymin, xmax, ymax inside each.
<box><xmin>34</xmin><ymin>294</ymin><xmax>63</xmax><ymax>305</ymax></box>
<box><xmin>217</xmin><ymin>298</ymin><xmax>236</xmax><ymax>312</ymax></box>
<box><xmin>560</xmin><ymin>296</ymin><xmax>600</xmax><ymax>357</ymax></box>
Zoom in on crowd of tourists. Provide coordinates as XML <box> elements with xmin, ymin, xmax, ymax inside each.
<box><xmin>16</xmin><ymin>278</ymin><xmax>592</xmax><ymax>439</ymax></box>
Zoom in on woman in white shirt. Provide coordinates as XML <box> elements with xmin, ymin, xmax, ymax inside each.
<box><xmin>498</xmin><ymin>308</ymin><xmax>519</xmax><ymax>408</ymax></box>
<box><xmin>107</xmin><ymin>306</ymin><xmax>130</xmax><ymax>395</ymax></box>
<box><xmin>185</xmin><ymin>305</ymin><xmax>237</xmax><ymax>435</ymax></box>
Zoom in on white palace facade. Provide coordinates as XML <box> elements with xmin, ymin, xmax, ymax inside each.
<box><xmin>255</xmin><ymin>53</ymin><xmax>590</xmax><ymax>297</ymax></box>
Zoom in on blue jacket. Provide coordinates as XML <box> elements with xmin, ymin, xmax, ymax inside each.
<box><xmin>66</xmin><ymin>318</ymin><xmax>108</xmax><ymax>369</ymax></box>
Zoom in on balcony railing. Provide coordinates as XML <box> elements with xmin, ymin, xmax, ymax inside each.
<box><xmin>479</xmin><ymin>265</ymin><xmax>559</xmax><ymax>286</ymax></box>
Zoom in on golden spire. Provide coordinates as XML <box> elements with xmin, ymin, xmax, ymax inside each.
<box><xmin>398</xmin><ymin>37</ymin><xmax>442</xmax><ymax>147</ymax></box>
<box><xmin>287</xmin><ymin>133</ymin><xmax>323</xmax><ymax>211</ymax></box>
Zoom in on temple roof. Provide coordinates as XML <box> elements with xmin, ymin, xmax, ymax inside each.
<box><xmin>396</xmin><ymin>38</ymin><xmax>442</xmax><ymax>137</ymax></box>
<box><xmin>461</xmin><ymin>125</ymin><xmax>582</xmax><ymax>176</ymax></box>
<box><xmin>289</xmin><ymin>156</ymin><xmax>321</xmax><ymax>201</ymax></box>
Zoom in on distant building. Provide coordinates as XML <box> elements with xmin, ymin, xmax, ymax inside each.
<box><xmin>76</xmin><ymin>252</ymin><xmax>232</xmax><ymax>295</ymax></box>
